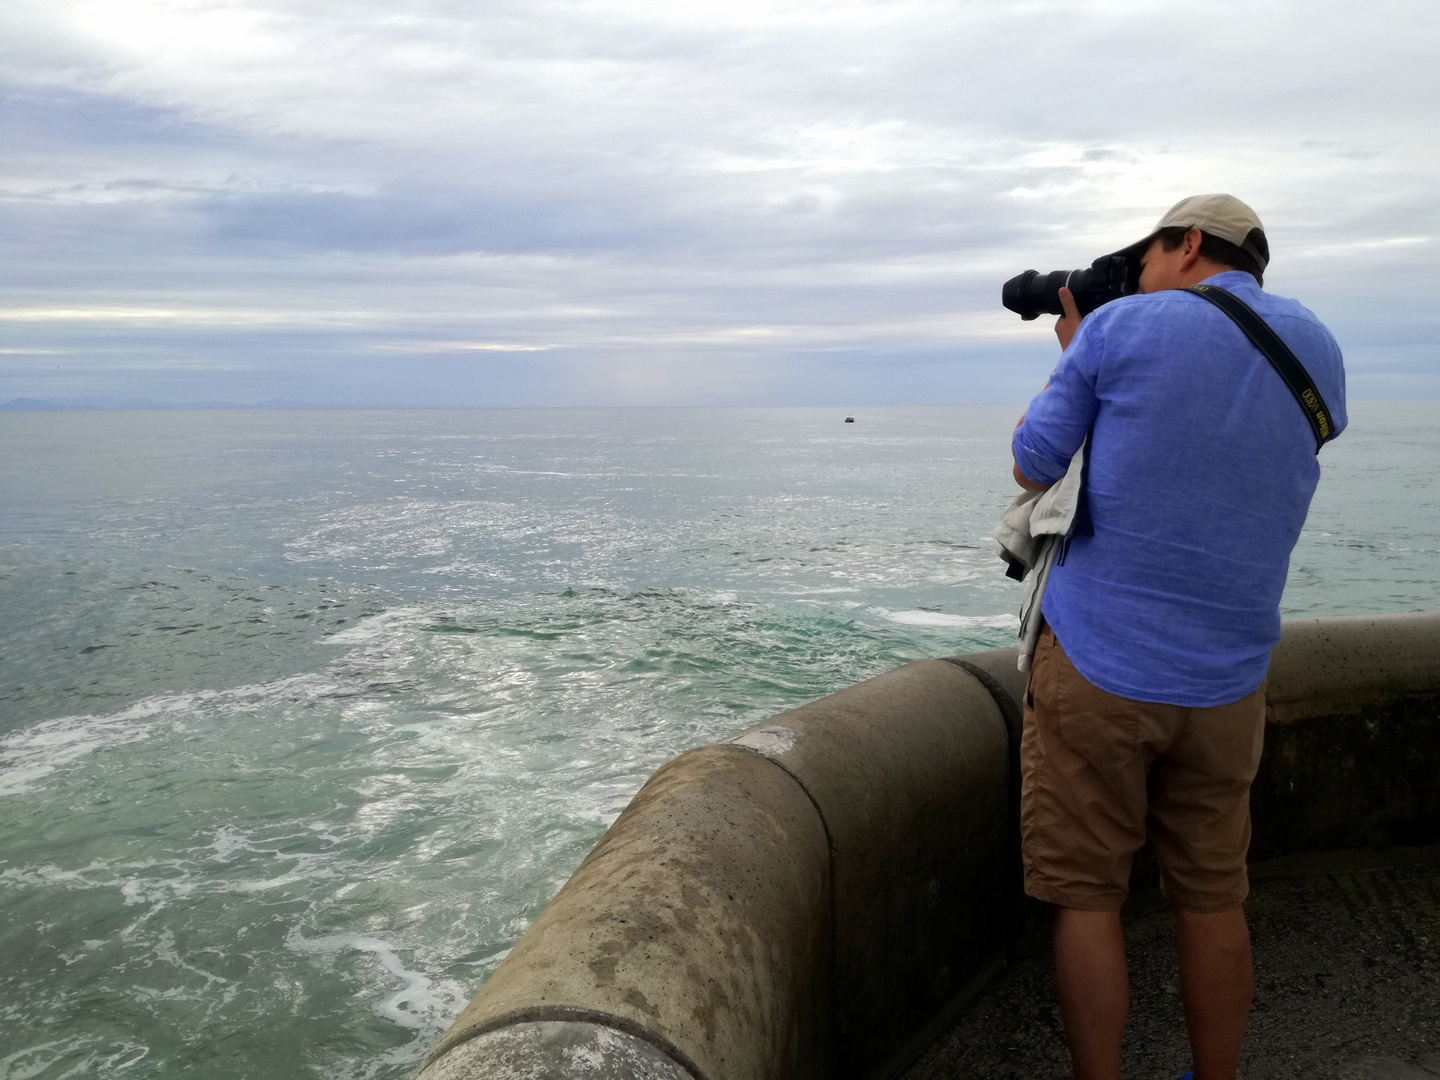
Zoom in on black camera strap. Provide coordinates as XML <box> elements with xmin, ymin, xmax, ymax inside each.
<box><xmin>1183</xmin><ymin>284</ymin><xmax>1337</xmax><ymax>454</ymax></box>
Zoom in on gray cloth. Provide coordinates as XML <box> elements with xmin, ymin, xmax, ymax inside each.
<box><xmin>993</xmin><ymin>437</ymin><xmax>1088</xmax><ymax>672</ymax></box>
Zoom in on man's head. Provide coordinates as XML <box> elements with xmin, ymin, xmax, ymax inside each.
<box><xmin>1117</xmin><ymin>194</ymin><xmax>1269</xmax><ymax>292</ymax></box>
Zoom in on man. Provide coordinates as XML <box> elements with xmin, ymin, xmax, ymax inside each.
<box><xmin>1010</xmin><ymin>194</ymin><xmax>1347</xmax><ymax>1080</ymax></box>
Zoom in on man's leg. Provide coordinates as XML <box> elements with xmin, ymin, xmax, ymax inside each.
<box><xmin>1150</xmin><ymin>686</ymin><xmax>1264</xmax><ymax>1080</ymax></box>
<box><xmin>1176</xmin><ymin>906</ymin><xmax>1252</xmax><ymax>1080</ymax></box>
<box><xmin>1053</xmin><ymin>906</ymin><xmax>1129</xmax><ymax>1080</ymax></box>
<box><xmin>1023</xmin><ymin>628</ymin><xmax>1153</xmax><ymax>1078</ymax></box>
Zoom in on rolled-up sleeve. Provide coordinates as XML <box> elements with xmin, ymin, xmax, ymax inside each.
<box><xmin>1012</xmin><ymin>317</ymin><xmax>1103</xmax><ymax>486</ymax></box>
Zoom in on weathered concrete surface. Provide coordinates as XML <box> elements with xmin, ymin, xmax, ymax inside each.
<box><xmin>731</xmin><ymin>659</ymin><xmax>1011</xmax><ymax>1080</ymax></box>
<box><xmin>416</xmin><ymin>746</ymin><xmax>830</xmax><ymax>1080</ymax></box>
<box><xmin>418</xmin><ymin>1021</ymin><xmax>696</xmax><ymax>1080</ymax></box>
<box><xmin>949</xmin><ymin>612</ymin><xmax>1440</xmax><ymax>728</ymax></box>
<box><xmin>1249</xmin><ymin>614</ymin><xmax>1440</xmax><ymax>858</ymax></box>
<box><xmin>1250</xmin><ymin>690</ymin><xmax>1440</xmax><ymax>858</ymax></box>
<box><xmin>951</xmin><ymin>617</ymin><xmax>1440</xmax><ymax>861</ymax></box>
<box><xmin>941</xmin><ymin>648</ymin><xmax>1024</xmax><ymax>741</ymax></box>
<box><xmin>902</xmin><ymin>847</ymin><xmax>1440</xmax><ymax>1080</ymax></box>
<box><xmin>1351</xmin><ymin>1058</ymin><xmax>1440</xmax><ymax>1080</ymax></box>
<box><xmin>1265</xmin><ymin>613</ymin><xmax>1440</xmax><ymax>723</ymax></box>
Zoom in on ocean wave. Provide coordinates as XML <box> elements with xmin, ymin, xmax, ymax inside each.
<box><xmin>285</xmin><ymin>929</ymin><xmax>466</xmax><ymax>1032</ymax></box>
<box><xmin>876</xmin><ymin>608</ymin><xmax>1020</xmax><ymax>630</ymax></box>
<box><xmin>0</xmin><ymin>672</ymin><xmax>340</xmax><ymax>797</ymax></box>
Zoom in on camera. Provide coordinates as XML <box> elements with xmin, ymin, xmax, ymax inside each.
<box><xmin>1001</xmin><ymin>254</ymin><xmax>1141</xmax><ymax>321</ymax></box>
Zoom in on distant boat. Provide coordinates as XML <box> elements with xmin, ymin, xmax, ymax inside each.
<box><xmin>844</xmin><ymin>416</ymin><xmax>855</xmax><ymax>423</ymax></box>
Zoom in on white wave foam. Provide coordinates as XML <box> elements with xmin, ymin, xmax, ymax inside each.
<box><xmin>0</xmin><ymin>672</ymin><xmax>340</xmax><ymax>797</ymax></box>
<box><xmin>120</xmin><ymin>874</ymin><xmax>198</xmax><ymax>907</ymax></box>
<box><xmin>0</xmin><ymin>862</ymin><xmax>108</xmax><ymax>889</ymax></box>
<box><xmin>206</xmin><ymin>826</ymin><xmax>253</xmax><ymax>863</ymax></box>
<box><xmin>877</xmin><ymin>609</ymin><xmax>1020</xmax><ymax>630</ymax></box>
<box><xmin>192</xmin><ymin>825</ymin><xmax>348</xmax><ymax>893</ymax></box>
<box><xmin>0</xmin><ymin>605</ymin><xmax>443</xmax><ymax>798</ymax></box>
<box><xmin>324</xmin><ymin>607</ymin><xmax>430</xmax><ymax>646</ymax></box>
<box><xmin>4</xmin><ymin>838</ymin><xmax>343</xmax><ymax>914</ymax></box>
<box><xmin>0</xmin><ymin>1036</ymin><xmax>149</xmax><ymax>1079</ymax></box>
<box><xmin>0</xmin><ymin>714</ymin><xmax>152</xmax><ymax>799</ymax></box>
<box><xmin>286</xmin><ymin>930</ymin><xmax>465</xmax><ymax>1031</ymax></box>
<box><xmin>225</xmin><ymin>863</ymin><xmax>339</xmax><ymax>894</ymax></box>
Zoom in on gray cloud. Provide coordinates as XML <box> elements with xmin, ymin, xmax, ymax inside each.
<box><xmin>0</xmin><ymin>0</ymin><xmax>1436</xmax><ymax>406</ymax></box>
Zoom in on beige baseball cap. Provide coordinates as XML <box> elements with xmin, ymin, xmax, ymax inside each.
<box><xmin>1110</xmin><ymin>193</ymin><xmax>1269</xmax><ymax>271</ymax></box>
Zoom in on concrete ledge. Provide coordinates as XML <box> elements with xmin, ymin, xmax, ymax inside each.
<box><xmin>728</xmin><ymin>659</ymin><xmax>1010</xmax><ymax>1079</ymax></box>
<box><xmin>1250</xmin><ymin>689</ymin><xmax>1440</xmax><ymax>857</ymax></box>
<box><xmin>1264</xmin><ymin>613</ymin><xmax>1440</xmax><ymax>724</ymax></box>
<box><xmin>417</xmin><ymin>1021</ymin><xmax>696</xmax><ymax>1080</ymax></box>
<box><xmin>950</xmin><ymin>615</ymin><xmax>1440</xmax><ymax>876</ymax></box>
<box><xmin>417</xmin><ymin>745</ymin><xmax>830</xmax><ymax>1080</ymax></box>
<box><xmin>945</xmin><ymin>612</ymin><xmax>1440</xmax><ymax>727</ymax></box>
<box><xmin>941</xmin><ymin>649</ymin><xmax>1024</xmax><ymax>735</ymax></box>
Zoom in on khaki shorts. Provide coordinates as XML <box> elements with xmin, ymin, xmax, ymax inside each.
<box><xmin>1020</xmin><ymin>625</ymin><xmax>1266</xmax><ymax>913</ymax></box>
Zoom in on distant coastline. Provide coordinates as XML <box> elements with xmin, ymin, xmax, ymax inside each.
<box><xmin>0</xmin><ymin>397</ymin><xmax>353</xmax><ymax>411</ymax></box>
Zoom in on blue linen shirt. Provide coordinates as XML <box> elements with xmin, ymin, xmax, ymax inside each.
<box><xmin>1012</xmin><ymin>271</ymin><xmax>1347</xmax><ymax>707</ymax></box>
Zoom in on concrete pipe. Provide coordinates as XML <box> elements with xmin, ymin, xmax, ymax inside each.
<box><xmin>727</xmin><ymin>659</ymin><xmax>1010</xmax><ymax>1080</ymax></box>
<box><xmin>414</xmin><ymin>745</ymin><xmax>831</xmax><ymax>1080</ymax></box>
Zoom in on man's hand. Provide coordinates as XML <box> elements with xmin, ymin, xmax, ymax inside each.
<box><xmin>1013</xmin><ymin>463</ymin><xmax>1050</xmax><ymax>491</ymax></box>
<box><xmin>1054</xmin><ymin>286</ymin><xmax>1081</xmax><ymax>351</ymax></box>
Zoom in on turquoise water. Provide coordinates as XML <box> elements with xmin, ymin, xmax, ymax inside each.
<box><xmin>1</xmin><ymin>403</ymin><xmax>1436</xmax><ymax>1079</ymax></box>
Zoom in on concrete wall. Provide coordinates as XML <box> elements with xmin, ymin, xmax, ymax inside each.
<box><xmin>957</xmin><ymin>612</ymin><xmax>1440</xmax><ymax>860</ymax></box>
<box><xmin>414</xmin><ymin>613</ymin><xmax>1440</xmax><ymax>1080</ymax></box>
<box><xmin>728</xmin><ymin>660</ymin><xmax>1010</xmax><ymax>1080</ymax></box>
<box><xmin>1252</xmin><ymin>613</ymin><xmax>1440</xmax><ymax>856</ymax></box>
<box><xmin>418</xmin><ymin>745</ymin><xmax>832</xmax><ymax>1080</ymax></box>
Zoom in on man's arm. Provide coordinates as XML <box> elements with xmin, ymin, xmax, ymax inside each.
<box><xmin>1011</xmin><ymin>288</ymin><xmax>1084</xmax><ymax>491</ymax></box>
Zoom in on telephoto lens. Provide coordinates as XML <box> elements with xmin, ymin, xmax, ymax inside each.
<box><xmin>1001</xmin><ymin>254</ymin><xmax>1139</xmax><ymax>321</ymax></box>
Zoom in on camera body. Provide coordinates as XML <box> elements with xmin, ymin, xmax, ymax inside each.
<box><xmin>1001</xmin><ymin>254</ymin><xmax>1141</xmax><ymax>321</ymax></box>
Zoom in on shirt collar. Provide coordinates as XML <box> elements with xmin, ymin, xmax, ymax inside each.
<box><xmin>1200</xmin><ymin>269</ymin><xmax>1261</xmax><ymax>291</ymax></box>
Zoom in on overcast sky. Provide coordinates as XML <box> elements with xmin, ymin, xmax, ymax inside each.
<box><xmin>2</xmin><ymin>0</ymin><xmax>1437</xmax><ymax>407</ymax></box>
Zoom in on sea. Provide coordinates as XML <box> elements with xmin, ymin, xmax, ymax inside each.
<box><xmin>1</xmin><ymin>403</ymin><xmax>1436</xmax><ymax>1079</ymax></box>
